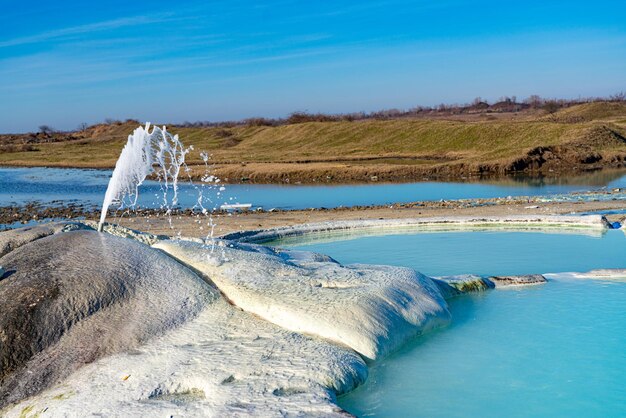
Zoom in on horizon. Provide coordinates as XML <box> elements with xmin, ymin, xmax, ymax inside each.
<box><xmin>2</xmin><ymin>0</ymin><xmax>626</xmax><ymax>133</ymax></box>
<box><xmin>16</xmin><ymin>94</ymin><xmax>626</xmax><ymax>135</ymax></box>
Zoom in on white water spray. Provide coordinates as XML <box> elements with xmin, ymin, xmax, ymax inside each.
<box><xmin>98</xmin><ymin>123</ymin><xmax>190</xmax><ymax>231</ymax></box>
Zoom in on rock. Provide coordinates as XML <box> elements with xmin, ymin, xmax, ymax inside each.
<box><xmin>580</xmin><ymin>269</ymin><xmax>626</xmax><ymax>278</ymax></box>
<box><xmin>2</xmin><ymin>290</ymin><xmax>367</xmax><ymax>418</ymax></box>
<box><xmin>545</xmin><ymin>269</ymin><xmax>626</xmax><ymax>280</ymax></box>
<box><xmin>433</xmin><ymin>274</ymin><xmax>495</xmax><ymax>298</ymax></box>
<box><xmin>487</xmin><ymin>274</ymin><xmax>547</xmax><ymax>287</ymax></box>
<box><xmin>154</xmin><ymin>239</ymin><xmax>451</xmax><ymax>360</ymax></box>
<box><xmin>223</xmin><ymin>215</ymin><xmax>611</xmax><ymax>244</ymax></box>
<box><xmin>435</xmin><ymin>274</ymin><xmax>549</xmax><ymax>294</ymax></box>
<box><xmin>79</xmin><ymin>220</ymin><xmax>168</xmax><ymax>245</ymax></box>
<box><xmin>0</xmin><ymin>221</ymin><xmax>90</xmax><ymax>257</ymax></box>
<box><xmin>0</xmin><ymin>230</ymin><xmax>214</xmax><ymax>407</ymax></box>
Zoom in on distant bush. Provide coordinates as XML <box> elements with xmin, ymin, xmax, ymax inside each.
<box><xmin>609</xmin><ymin>92</ymin><xmax>625</xmax><ymax>102</ymax></box>
<box><xmin>38</xmin><ymin>125</ymin><xmax>55</xmax><ymax>135</ymax></box>
<box><xmin>286</xmin><ymin>112</ymin><xmax>340</xmax><ymax>124</ymax></box>
<box><xmin>147</xmin><ymin>92</ymin><xmax>626</xmax><ymax>132</ymax></box>
<box><xmin>244</xmin><ymin>117</ymin><xmax>276</xmax><ymax>127</ymax></box>
<box><xmin>543</xmin><ymin>100</ymin><xmax>560</xmax><ymax>115</ymax></box>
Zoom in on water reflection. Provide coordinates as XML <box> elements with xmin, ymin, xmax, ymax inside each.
<box><xmin>1</xmin><ymin>166</ymin><xmax>625</xmax><ymax>210</ymax></box>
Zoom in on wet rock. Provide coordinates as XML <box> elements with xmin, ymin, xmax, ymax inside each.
<box><xmin>434</xmin><ymin>273</ymin><xmax>548</xmax><ymax>294</ymax></box>
<box><xmin>545</xmin><ymin>269</ymin><xmax>626</xmax><ymax>280</ymax></box>
<box><xmin>488</xmin><ymin>274</ymin><xmax>547</xmax><ymax>287</ymax></box>
<box><xmin>583</xmin><ymin>268</ymin><xmax>626</xmax><ymax>278</ymax></box>
<box><xmin>433</xmin><ymin>274</ymin><xmax>495</xmax><ymax>298</ymax></box>
<box><xmin>0</xmin><ymin>230</ymin><xmax>215</xmax><ymax>408</ymax></box>
<box><xmin>79</xmin><ymin>220</ymin><xmax>168</xmax><ymax>245</ymax></box>
<box><xmin>224</xmin><ymin>215</ymin><xmax>610</xmax><ymax>244</ymax></box>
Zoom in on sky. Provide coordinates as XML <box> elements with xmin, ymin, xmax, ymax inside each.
<box><xmin>1</xmin><ymin>0</ymin><xmax>625</xmax><ymax>133</ymax></box>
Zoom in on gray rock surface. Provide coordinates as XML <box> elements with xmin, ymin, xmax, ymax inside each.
<box><xmin>80</xmin><ymin>220</ymin><xmax>169</xmax><ymax>245</ymax></box>
<box><xmin>0</xmin><ymin>230</ymin><xmax>215</xmax><ymax>408</ymax></box>
<box><xmin>433</xmin><ymin>274</ymin><xmax>495</xmax><ymax>298</ymax></box>
<box><xmin>0</xmin><ymin>222</ymin><xmax>89</xmax><ymax>257</ymax></box>
<box><xmin>434</xmin><ymin>274</ymin><xmax>547</xmax><ymax>296</ymax></box>
<box><xmin>488</xmin><ymin>274</ymin><xmax>547</xmax><ymax>287</ymax></box>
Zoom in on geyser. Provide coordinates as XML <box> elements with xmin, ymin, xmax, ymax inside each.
<box><xmin>98</xmin><ymin>123</ymin><xmax>190</xmax><ymax>231</ymax></box>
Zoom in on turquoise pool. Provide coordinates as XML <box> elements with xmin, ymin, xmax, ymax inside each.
<box><xmin>282</xmin><ymin>230</ymin><xmax>626</xmax><ymax>418</ymax></box>
<box><xmin>284</xmin><ymin>230</ymin><xmax>626</xmax><ymax>277</ymax></box>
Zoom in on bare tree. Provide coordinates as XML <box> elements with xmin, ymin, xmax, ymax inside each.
<box><xmin>610</xmin><ymin>91</ymin><xmax>626</xmax><ymax>102</ymax></box>
<box><xmin>525</xmin><ymin>95</ymin><xmax>543</xmax><ymax>108</ymax></box>
<box><xmin>77</xmin><ymin>122</ymin><xmax>88</xmax><ymax>131</ymax></box>
<box><xmin>38</xmin><ymin>125</ymin><xmax>54</xmax><ymax>135</ymax></box>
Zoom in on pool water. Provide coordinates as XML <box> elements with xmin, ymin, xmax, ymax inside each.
<box><xmin>285</xmin><ymin>230</ymin><xmax>626</xmax><ymax>277</ymax></box>
<box><xmin>283</xmin><ymin>230</ymin><xmax>626</xmax><ymax>418</ymax></box>
<box><xmin>340</xmin><ymin>279</ymin><xmax>626</xmax><ymax>418</ymax></box>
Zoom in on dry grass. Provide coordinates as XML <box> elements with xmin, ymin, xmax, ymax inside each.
<box><xmin>1</xmin><ymin>102</ymin><xmax>625</xmax><ymax>182</ymax></box>
<box><xmin>545</xmin><ymin>102</ymin><xmax>626</xmax><ymax>123</ymax></box>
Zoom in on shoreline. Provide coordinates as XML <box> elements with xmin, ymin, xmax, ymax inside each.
<box><xmin>123</xmin><ymin>197</ymin><xmax>626</xmax><ymax>238</ymax></box>
<box><xmin>2</xmin><ymin>161</ymin><xmax>626</xmax><ymax>185</ymax></box>
<box><xmin>5</xmin><ymin>194</ymin><xmax>624</xmax><ymax>237</ymax></box>
<box><xmin>221</xmin><ymin>214</ymin><xmax>614</xmax><ymax>244</ymax></box>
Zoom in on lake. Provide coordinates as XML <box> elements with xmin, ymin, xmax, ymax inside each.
<box><xmin>2</xmin><ymin>166</ymin><xmax>626</xmax><ymax>210</ymax></box>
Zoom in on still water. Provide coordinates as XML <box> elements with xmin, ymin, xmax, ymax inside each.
<box><xmin>2</xmin><ymin>166</ymin><xmax>626</xmax><ymax>210</ymax></box>
<box><xmin>283</xmin><ymin>230</ymin><xmax>626</xmax><ymax>418</ymax></box>
<box><xmin>283</xmin><ymin>230</ymin><xmax>626</xmax><ymax>277</ymax></box>
<box><xmin>341</xmin><ymin>278</ymin><xmax>626</xmax><ymax>418</ymax></box>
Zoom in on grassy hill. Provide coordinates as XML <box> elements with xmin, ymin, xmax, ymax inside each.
<box><xmin>1</xmin><ymin>102</ymin><xmax>626</xmax><ymax>183</ymax></box>
<box><xmin>544</xmin><ymin>102</ymin><xmax>626</xmax><ymax>123</ymax></box>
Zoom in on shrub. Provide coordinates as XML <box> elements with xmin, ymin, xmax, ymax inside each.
<box><xmin>38</xmin><ymin>125</ymin><xmax>54</xmax><ymax>135</ymax></box>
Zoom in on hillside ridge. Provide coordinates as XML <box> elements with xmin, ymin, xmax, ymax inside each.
<box><xmin>1</xmin><ymin>102</ymin><xmax>626</xmax><ymax>183</ymax></box>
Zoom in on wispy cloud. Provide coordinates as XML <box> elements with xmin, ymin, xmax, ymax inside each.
<box><xmin>0</xmin><ymin>45</ymin><xmax>345</xmax><ymax>92</ymax></box>
<box><xmin>2</xmin><ymin>0</ymin><xmax>625</xmax><ymax>133</ymax></box>
<box><xmin>0</xmin><ymin>13</ymin><xmax>174</xmax><ymax>48</ymax></box>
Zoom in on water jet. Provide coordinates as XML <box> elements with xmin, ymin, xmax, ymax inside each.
<box><xmin>98</xmin><ymin>123</ymin><xmax>190</xmax><ymax>231</ymax></box>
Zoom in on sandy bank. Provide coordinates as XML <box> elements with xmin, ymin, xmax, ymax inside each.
<box><xmin>107</xmin><ymin>198</ymin><xmax>626</xmax><ymax>238</ymax></box>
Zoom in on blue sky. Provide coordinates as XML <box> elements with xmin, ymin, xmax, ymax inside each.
<box><xmin>1</xmin><ymin>0</ymin><xmax>625</xmax><ymax>133</ymax></box>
